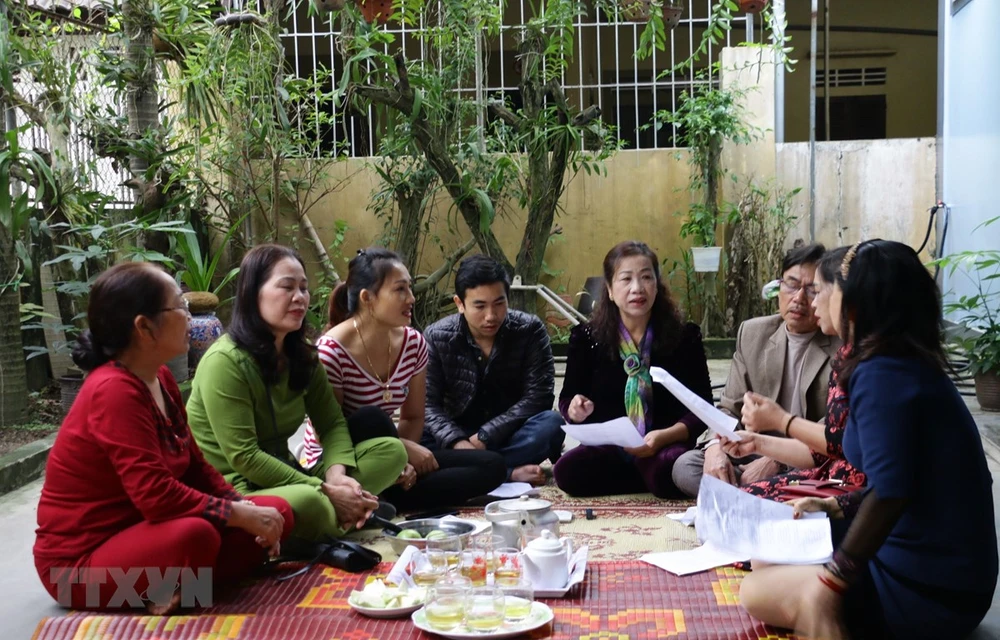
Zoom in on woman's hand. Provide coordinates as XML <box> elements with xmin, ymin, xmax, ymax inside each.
<box><xmin>786</xmin><ymin>496</ymin><xmax>844</xmax><ymax>520</ymax></box>
<box><xmin>624</xmin><ymin>431</ymin><xmax>662</xmax><ymax>458</ymax></box>
<box><xmin>321</xmin><ymin>481</ymin><xmax>380</xmax><ymax>530</ymax></box>
<box><xmin>703</xmin><ymin>444</ymin><xmax>737</xmax><ymax>484</ymax></box>
<box><xmin>405</xmin><ymin>440</ymin><xmax>439</xmax><ymax>476</ymax></box>
<box><xmin>741</xmin><ymin>391</ymin><xmax>789</xmax><ymax>433</ymax></box>
<box><xmin>230</xmin><ymin>501</ymin><xmax>284</xmax><ymax>557</ymax></box>
<box><xmin>567</xmin><ymin>395</ymin><xmax>595</xmax><ymax>423</ymax></box>
<box><xmin>720</xmin><ymin>433</ymin><xmax>762</xmax><ymax>458</ymax></box>
<box><xmin>794</xmin><ymin>570</ymin><xmax>848</xmax><ymax>640</ymax></box>
<box><xmin>396</xmin><ymin>463</ymin><xmax>417</xmax><ymax>491</ymax></box>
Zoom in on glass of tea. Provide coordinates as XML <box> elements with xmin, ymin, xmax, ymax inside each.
<box><xmin>500</xmin><ymin>577</ymin><xmax>534</xmax><ymax>623</ymax></box>
<box><xmin>494</xmin><ymin>547</ymin><xmax>523</xmax><ymax>586</ymax></box>
<box><xmin>427</xmin><ymin>535</ymin><xmax>463</xmax><ymax>571</ymax></box>
<box><xmin>424</xmin><ymin>578</ymin><xmax>469</xmax><ymax>630</ymax></box>
<box><xmin>459</xmin><ymin>549</ymin><xmax>488</xmax><ymax>586</ymax></box>
<box><xmin>462</xmin><ymin>586</ymin><xmax>506</xmax><ymax>633</ymax></box>
<box><xmin>412</xmin><ymin>549</ymin><xmax>447</xmax><ymax>586</ymax></box>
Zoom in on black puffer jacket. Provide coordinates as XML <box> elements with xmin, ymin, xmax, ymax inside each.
<box><xmin>424</xmin><ymin>310</ymin><xmax>555</xmax><ymax>449</ymax></box>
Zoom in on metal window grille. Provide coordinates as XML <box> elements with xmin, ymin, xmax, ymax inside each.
<box><xmin>11</xmin><ymin>38</ymin><xmax>133</xmax><ymax>208</ymax></box>
<box><xmin>817</xmin><ymin>67</ymin><xmax>887</xmax><ymax>88</ymax></box>
<box><xmin>272</xmin><ymin>0</ymin><xmax>753</xmax><ymax>156</ymax></box>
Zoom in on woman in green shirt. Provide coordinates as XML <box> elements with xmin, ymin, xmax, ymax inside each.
<box><xmin>187</xmin><ymin>245</ymin><xmax>408</xmax><ymax>540</ymax></box>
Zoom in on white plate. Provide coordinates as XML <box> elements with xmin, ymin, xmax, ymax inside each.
<box><xmin>348</xmin><ymin>593</ymin><xmax>424</xmax><ymax>619</ymax></box>
<box><xmin>411</xmin><ymin>601</ymin><xmax>554</xmax><ymax>639</ymax></box>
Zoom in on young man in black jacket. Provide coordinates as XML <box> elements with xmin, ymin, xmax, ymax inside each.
<box><xmin>423</xmin><ymin>256</ymin><xmax>565</xmax><ymax>485</ymax></box>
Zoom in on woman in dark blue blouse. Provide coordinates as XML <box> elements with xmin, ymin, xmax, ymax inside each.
<box><xmin>740</xmin><ymin>240</ymin><xmax>998</xmax><ymax>639</ymax></box>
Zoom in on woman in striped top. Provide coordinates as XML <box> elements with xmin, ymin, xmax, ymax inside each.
<box><xmin>301</xmin><ymin>248</ymin><xmax>505</xmax><ymax>512</ymax></box>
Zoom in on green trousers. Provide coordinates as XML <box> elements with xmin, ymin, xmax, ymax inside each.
<box><xmin>230</xmin><ymin>436</ymin><xmax>407</xmax><ymax>540</ymax></box>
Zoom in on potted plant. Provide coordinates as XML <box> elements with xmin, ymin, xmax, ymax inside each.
<box><xmin>663</xmin><ymin>83</ymin><xmax>756</xmax><ymax>270</ymax></box>
<box><xmin>657</xmin><ymin>79</ymin><xmax>757</xmax><ymax>336</ymax></box>
<box><xmin>174</xmin><ymin>224</ymin><xmax>242</xmax><ymax>369</ymax></box>
<box><xmin>935</xmin><ymin>222</ymin><xmax>1000</xmax><ymax>411</ymax></box>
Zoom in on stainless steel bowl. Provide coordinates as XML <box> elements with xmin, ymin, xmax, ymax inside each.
<box><xmin>382</xmin><ymin>518</ymin><xmax>477</xmax><ymax>555</ymax></box>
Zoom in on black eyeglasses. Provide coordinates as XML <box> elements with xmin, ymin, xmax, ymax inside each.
<box><xmin>160</xmin><ymin>298</ymin><xmax>191</xmax><ymax>314</ymax></box>
<box><xmin>779</xmin><ymin>279</ymin><xmax>819</xmax><ymax>299</ymax></box>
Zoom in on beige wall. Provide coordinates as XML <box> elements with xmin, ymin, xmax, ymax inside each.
<box><xmin>288</xmin><ymin>150</ymin><xmax>695</xmax><ymax>299</ymax></box>
<box><xmin>777</xmin><ymin>137</ymin><xmax>937</xmax><ymax>258</ymax></box>
<box><xmin>782</xmin><ymin>0</ymin><xmax>937</xmax><ymax>142</ymax></box>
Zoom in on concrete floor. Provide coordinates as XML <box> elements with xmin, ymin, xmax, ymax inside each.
<box><xmin>2</xmin><ymin>361</ymin><xmax>999</xmax><ymax>638</ymax></box>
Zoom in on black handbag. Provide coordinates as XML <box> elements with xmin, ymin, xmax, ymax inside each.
<box><xmin>275</xmin><ymin>537</ymin><xmax>382</xmax><ymax>581</ymax></box>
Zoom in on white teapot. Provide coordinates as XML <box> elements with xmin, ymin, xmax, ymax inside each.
<box><xmin>520</xmin><ymin>530</ymin><xmax>574</xmax><ymax>590</ymax></box>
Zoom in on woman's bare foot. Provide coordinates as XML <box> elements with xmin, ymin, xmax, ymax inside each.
<box><xmin>510</xmin><ymin>464</ymin><xmax>546</xmax><ymax>485</ymax></box>
<box><xmin>145</xmin><ymin>591</ymin><xmax>181</xmax><ymax>616</ymax></box>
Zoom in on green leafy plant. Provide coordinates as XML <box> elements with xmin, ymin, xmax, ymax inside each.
<box><xmin>173</xmin><ymin>219</ymin><xmax>245</xmax><ymax>296</ymax></box>
<box><xmin>659</xmin><ymin>80</ymin><xmax>759</xmax><ymax>247</ymax></box>
<box><xmin>934</xmin><ymin>217</ymin><xmax>1000</xmax><ymax>377</ymax></box>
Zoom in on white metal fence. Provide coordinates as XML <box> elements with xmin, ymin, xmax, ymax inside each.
<box><xmin>276</xmin><ymin>0</ymin><xmax>754</xmax><ymax>156</ymax></box>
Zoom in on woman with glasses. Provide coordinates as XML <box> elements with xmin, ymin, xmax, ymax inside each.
<box><xmin>740</xmin><ymin>240</ymin><xmax>997</xmax><ymax>639</ymax></box>
<box><xmin>186</xmin><ymin>245</ymin><xmax>407</xmax><ymax>543</ymax></box>
<box><xmin>34</xmin><ymin>263</ymin><xmax>293</xmax><ymax>614</ymax></box>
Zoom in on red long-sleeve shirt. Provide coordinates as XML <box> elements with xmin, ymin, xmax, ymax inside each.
<box><xmin>34</xmin><ymin>362</ymin><xmax>241</xmax><ymax>563</ymax></box>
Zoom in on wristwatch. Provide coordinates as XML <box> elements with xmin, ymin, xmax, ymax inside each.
<box><xmin>476</xmin><ymin>429</ymin><xmax>491</xmax><ymax>447</ymax></box>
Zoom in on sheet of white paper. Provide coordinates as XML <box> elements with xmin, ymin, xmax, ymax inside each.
<box><xmin>386</xmin><ymin>545</ymin><xmax>419</xmax><ymax>586</ymax></box>
<box><xmin>487</xmin><ymin>482</ymin><xmax>540</xmax><ymax>499</ymax></box>
<box><xmin>649</xmin><ymin>366</ymin><xmax>742</xmax><ymax>441</ymax></box>
<box><xmin>641</xmin><ymin>541</ymin><xmax>749</xmax><ymax>576</ymax></box>
<box><xmin>666</xmin><ymin>506</ymin><xmax>698</xmax><ymax>527</ymax></box>
<box><xmin>695</xmin><ymin>475</ymin><xmax>833</xmax><ymax>565</ymax></box>
<box><xmin>561</xmin><ymin>416</ymin><xmax>646</xmax><ymax>448</ymax></box>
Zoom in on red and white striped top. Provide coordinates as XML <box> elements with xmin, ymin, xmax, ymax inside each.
<box><xmin>298</xmin><ymin>327</ymin><xmax>428</xmax><ymax>468</ymax></box>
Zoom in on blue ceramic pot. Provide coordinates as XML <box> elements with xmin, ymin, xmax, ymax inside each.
<box><xmin>189</xmin><ymin>312</ymin><xmax>223</xmax><ymax>369</ymax></box>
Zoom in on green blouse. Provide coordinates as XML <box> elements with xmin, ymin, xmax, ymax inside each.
<box><xmin>186</xmin><ymin>335</ymin><xmax>355</xmax><ymax>489</ymax></box>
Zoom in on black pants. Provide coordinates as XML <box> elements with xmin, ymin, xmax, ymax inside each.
<box><xmin>348</xmin><ymin>406</ymin><xmax>507</xmax><ymax>513</ymax></box>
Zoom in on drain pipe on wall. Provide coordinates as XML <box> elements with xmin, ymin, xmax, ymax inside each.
<box><xmin>808</xmin><ymin>0</ymin><xmax>818</xmax><ymax>243</ymax></box>
<box><xmin>773</xmin><ymin>0</ymin><xmax>786</xmax><ymax>143</ymax></box>
<box><xmin>824</xmin><ymin>0</ymin><xmax>831</xmax><ymax>143</ymax></box>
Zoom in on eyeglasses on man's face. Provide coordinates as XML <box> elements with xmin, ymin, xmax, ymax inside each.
<box><xmin>779</xmin><ymin>278</ymin><xmax>819</xmax><ymax>299</ymax></box>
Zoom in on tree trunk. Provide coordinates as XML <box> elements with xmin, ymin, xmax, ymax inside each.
<box><xmin>22</xmin><ymin>238</ymin><xmax>52</xmax><ymax>391</ymax></box>
<box><xmin>0</xmin><ymin>228</ymin><xmax>28</xmax><ymax>426</ymax></box>
<box><xmin>123</xmin><ymin>0</ymin><xmax>159</xmax><ymax>223</ymax></box>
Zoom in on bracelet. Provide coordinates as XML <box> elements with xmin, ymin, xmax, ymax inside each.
<box><xmin>817</xmin><ymin>572</ymin><xmax>847</xmax><ymax>596</ymax></box>
<box><xmin>783</xmin><ymin>414</ymin><xmax>796</xmax><ymax>437</ymax></box>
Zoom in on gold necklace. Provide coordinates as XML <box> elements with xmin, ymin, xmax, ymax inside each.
<box><xmin>354</xmin><ymin>318</ymin><xmax>393</xmax><ymax>403</ymax></box>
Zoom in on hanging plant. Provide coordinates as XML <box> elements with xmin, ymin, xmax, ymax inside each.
<box><xmin>611</xmin><ymin>0</ymin><xmax>684</xmax><ymax>26</ymax></box>
<box><xmin>315</xmin><ymin>0</ymin><xmax>348</xmax><ymax>13</ymax></box>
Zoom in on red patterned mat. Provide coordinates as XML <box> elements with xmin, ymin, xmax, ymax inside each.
<box><xmin>32</xmin><ymin>561</ymin><xmax>792</xmax><ymax>640</ymax></box>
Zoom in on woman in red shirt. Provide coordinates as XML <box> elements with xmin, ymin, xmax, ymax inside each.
<box><xmin>34</xmin><ymin>263</ymin><xmax>294</xmax><ymax>614</ymax></box>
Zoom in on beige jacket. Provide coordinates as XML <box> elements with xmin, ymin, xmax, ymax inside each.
<box><xmin>699</xmin><ymin>315</ymin><xmax>841</xmax><ymax>445</ymax></box>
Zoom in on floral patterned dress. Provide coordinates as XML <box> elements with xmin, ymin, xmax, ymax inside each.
<box><xmin>742</xmin><ymin>345</ymin><xmax>867</xmax><ymax>500</ymax></box>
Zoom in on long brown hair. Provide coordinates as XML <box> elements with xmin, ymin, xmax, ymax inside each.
<box><xmin>826</xmin><ymin>239</ymin><xmax>948</xmax><ymax>389</ymax></box>
<box><xmin>229</xmin><ymin>244</ymin><xmax>316</xmax><ymax>391</ymax></box>
<box><xmin>589</xmin><ymin>241</ymin><xmax>683</xmax><ymax>359</ymax></box>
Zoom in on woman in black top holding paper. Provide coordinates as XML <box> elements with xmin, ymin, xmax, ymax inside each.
<box><xmin>552</xmin><ymin>241</ymin><xmax>712</xmax><ymax>498</ymax></box>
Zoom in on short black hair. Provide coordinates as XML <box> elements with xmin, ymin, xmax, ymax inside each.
<box><xmin>454</xmin><ymin>255</ymin><xmax>510</xmax><ymax>301</ymax></box>
<box><xmin>781</xmin><ymin>243</ymin><xmax>826</xmax><ymax>274</ymax></box>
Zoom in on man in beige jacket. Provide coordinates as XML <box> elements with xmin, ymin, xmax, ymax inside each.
<box><xmin>672</xmin><ymin>244</ymin><xmax>841</xmax><ymax>497</ymax></box>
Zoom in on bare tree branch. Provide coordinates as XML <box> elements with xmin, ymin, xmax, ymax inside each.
<box><xmin>414</xmin><ymin>236</ymin><xmax>477</xmax><ymax>294</ymax></box>
<box><xmin>487</xmin><ymin>101</ymin><xmax>522</xmax><ymax>128</ymax></box>
<box><xmin>7</xmin><ymin>89</ymin><xmax>46</xmax><ymax>129</ymax></box>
